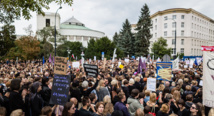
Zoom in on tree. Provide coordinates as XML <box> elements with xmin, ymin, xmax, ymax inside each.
<box><xmin>151</xmin><ymin>37</ymin><xmax>171</xmax><ymax>59</ymax></box>
<box><xmin>135</xmin><ymin>4</ymin><xmax>152</xmax><ymax>56</ymax></box>
<box><xmin>85</xmin><ymin>39</ymin><xmax>96</xmax><ymax>59</ymax></box>
<box><xmin>56</xmin><ymin>41</ymin><xmax>83</xmax><ymax>60</ymax></box>
<box><xmin>7</xmin><ymin>36</ymin><xmax>40</xmax><ymax>60</ymax></box>
<box><xmin>39</xmin><ymin>41</ymin><xmax>54</xmax><ymax>59</ymax></box>
<box><xmin>113</xmin><ymin>32</ymin><xmax>119</xmax><ymax>45</ymax></box>
<box><xmin>23</xmin><ymin>24</ymin><xmax>34</xmax><ymax>36</ymax></box>
<box><xmin>0</xmin><ymin>24</ymin><xmax>16</xmax><ymax>57</ymax></box>
<box><xmin>36</xmin><ymin>26</ymin><xmax>63</xmax><ymax>44</ymax></box>
<box><xmin>0</xmin><ymin>0</ymin><xmax>73</xmax><ymax>23</ymax></box>
<box><xmin>119</xmin><ymin>19</ymin><xmax>134</xmax><ymax>56</ymax></box>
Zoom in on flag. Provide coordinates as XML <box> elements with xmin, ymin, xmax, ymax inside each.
<box><xmin>172</xmin><ymin>57</ymin><xmax>179</xmax><ymax>69</ymax></box>
<box><xmin>49</xmin><ymin>54</ymin><xmax>52</xmax><ymax>63</ymax></box>
<box><xmin>137</xmin><ymin>58</ymin><xmax>146</xmax><ymax>73</ymax></box>
<box><xmin>42</xmin><ymin>56</ymin><xmax>45</xmax><ymax>64</ymax></box>
<box><xmin>194</xmin><ymin>58</ymin><xmax>198</xmax><ymax>66</ymax></box>
<box><xmin>72</xmin><ymin>54</ymin><xmax>75</xmax><ymax>59</ymax></box>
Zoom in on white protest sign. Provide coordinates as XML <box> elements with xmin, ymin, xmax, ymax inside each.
<box><xmin>184</xmin><ymin>65</ymin><xmax>188</xmax><ymax>68</ymax></box>
<box><xmin>147</xmin><ymin>78</ymin><xmax>156</xmax><ymax>92</ymax></box>
<box><xmin>94</xmin><ymin>56</ymin><xmax>96</xmax><ymax>61</ymax></box>
<box><xmin>118</xmin><ymin>62</ymin><xmax>121</xmax><ymax>67</ymax></box>
<box><xmin>125</xmin><ymin>59</ymin><xmax>129</xmax><ymax>63</ymax></box>
<box><xmin>89</xmin><ymin>59</ymin><xmax>91</xmax><ymax>63</ymax></box>
<box><xmin>72</xmin><ymin>62</ymin><xmax>80</xmax><ymax>68</ymax></box>
<box><xmin>186</xmin><ymin>60</ymin><xmax>190</xmax><ymax>64</ymax></box>
<box><xmin>203</xmin><ymin>51</ymin><xmax>214</xmax><ymax>108</ymax></box>
<box><xmin>199</xmin><ymin>80</ymin><xmax>203</xmax><ymax>86</ymax></box>
<box><xmin>172</xmin><ymin>57</ymin><xmax>179</xmax><ymax>69</ymax></box>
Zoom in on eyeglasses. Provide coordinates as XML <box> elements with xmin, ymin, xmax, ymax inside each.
<box><xmin>191</xmin><ymin>106</ymin><xmax>196</xmax><ymax>109</ymax></box>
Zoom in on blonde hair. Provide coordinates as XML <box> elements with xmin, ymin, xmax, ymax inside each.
<box><xmin>134</xmin><ymin>77</ymin><xmax>140</xmax><ymax>82</ymax></box>
<box><xmin>111</xmin><ymin>79</ymin><xmax>118</xmax><ymax>86</ymax></box>
<box><xmin>185</xmin><ymin>85</ymin><xmax>191</xmax><ymax>91</ymax></box>
<box><xmin>157</xmin><ymin>84</ymin><xmax>165</xmax><ymax>91</ymax></box>
<box><xmin>192</xmin><ymin>80</ymin><xmax>198</xmax><ymax>86</ymax></box>
<box><xmin>184</xmin><ymin>78</ymin><xmax>189</xmax><ymax>83</ymax></box>
<box><xmin>135</xmin><ymin>108</ymin><xmax>144</xmax><ymax>116</ymax></box>
<box><xmin>103</xmin><ymin>103</ymin><xmax>114</xmax><ymax>115</ymax></box>
<box><xmin>208</xmin><ymin>108</ymin><xmax>214</xmax><ymax>116</ymax></box>
<box><xmin>149</xmin><ymin>93</ymin><xmax>157</xmax><ymax>103</ymax></box>
<box><xmin>129</xmin><ymin>78</ymin><xmax>135</xmax><ymax>85</ymax></box>
<box><xmin>145</xmin><ymin>90</ymin><xmax>150</xmax><ymax>96</ymax></box>
<box><xmin>96</xmin><ymin>79</ymin><xmax>105</xmax><ymax>91</ymax></box>
<box><xmin>160</xmin><ymin>104</ymin><xmax>169</xmax><ymax>113</ymax></box>
<box><xmin>10</xmin><ymin>109</ymin><xmax>23</xmax><ymax>116</ymax></box>
<box><xmin>103</xmin><ymin>95</ymin><xmax>111</xmax><ymax>104</ymax></box>
<box><xmin>173</xmin><ymin>90</ymin><xmax>180</xmax><ymax>103</ymax></box>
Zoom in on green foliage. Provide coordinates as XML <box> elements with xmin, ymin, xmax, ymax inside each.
<box><xmin>0</xmin><ymin>0</ymin><xmax>73</xmax><ymax>23</ymax></box>
<box><xmin>85</xmin><ymin>37</ymin><xmax>124</xmax><ymax>60</ymax></box>
<box><xmin>56</xmin><ymin>41</ymin><xmax>83</xmax><ymax>60</ymax></box>
<box><xmin>151</xmin><ymin>37</ymin><xmax>171</xmax><ymax>59</ymax></box>
<box><xmin>0</xmin><ymin>24</ymin><xmax>16</xmax><ymax>57</ymax></box>
<box><xmin>36</xmin><ymin>26</ymin><xmax>62</xmax><ymax>43</ymax></box>
<box><xmin>7</xmin><ymin>36</ymin><xmax>40</xmax><ymax>60</ymax></box>
<box><xmin>134</xmin><ymin>4</ymin><xmax>152</xmax><ymax>56</ymax></box>
<box><xmin>178</xmin><ymin>53</ymin><xmax>184</xmax><ymax>59</ymax></box>
<box><xmin>39</xmin><ymin>41</ymin><xmax>54</xmax><ymax>59</ymax></box>
<box><xmin>113</xmin><ymin>32</ymin><xmax>119</xmax><ymax>45</ymax></box>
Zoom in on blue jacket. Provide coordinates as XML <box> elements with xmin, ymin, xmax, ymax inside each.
<box><xmin>114</xmin><ymin>102</ymin><xmax>130</xmax><ymax>116</ymax></box>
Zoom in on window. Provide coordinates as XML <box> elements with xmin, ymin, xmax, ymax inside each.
<box><xmin>172</xmin><ymin>15</ymin><xmax>176</xmax><ymax>19</ymax></box>
<box><xmin>164</xmin><ymin>23</ymin><xmax>167</xmax><ymax>28</ymax></box>
<box><xmin>181</xmin><ymin>39</ymin><xmax>184</xmax><ymax>45</ymax></box>
<box><xmin>164</xmin><ymin>31</ymin><xmax>167</xmax><ymax>36</ymax></box>
<box><xmin>171</xmin><ymin>48</ymin><xmax>176</xmax><ymax>54</ymax></box>
<box><xmin>46</xmin><ymin>19</ymin><xmax>50</xmax><ymax>27</ymax></box>
<box><xmin>155</xmin><ymin>25</ymin><xmax>157</xmax><ymax>30</ymax></box>
<box><xmin>172</xmin><ymin>31</ymin><xmax>175</xmax><ymax>36</ymax></box>
<box><xmin>164</xmin><ymin>16</ymin><xmax>168</xmax><ymax>20</ymax></box>
<box><xmin>155</xmin><ymin>19</ymin><xmax>157</xmax><ymax>23</ymax></box>
<box><xmin>155</xmin><ymin>33</ymin><xmax>157</xmax><ymax>37</ymax></box>
<box><xmin>181</xmin><ymin>30</ymin><xmax>184</xmax><ymax>36</ymax></box>
<box><xmin>181</xmin><ymin>15</ymin><xmax>185</xmax><ymax>19</ymax></box>
<box><xmin>180</xmin><ymin>48</ymin><xmax>184</xmax><ymax>53</ymax></box>
<box><xmin>172</xmin><ymin>39</ymin><xmax>175</xmax><ymax>45</ymax></box>
<box><xmin>191</xmin><ymin>48</ymin><xmax>193</xmax><ymax>55</ymax></box>
<box><xmin>172</xmin><ymin>22</ymin><xmax>176</xmax><ymax>28</ymax></box>
<box><xmin>181</xmin><ymin>22</ymin><xmax>184</xmax><ymax>28</ymax></box>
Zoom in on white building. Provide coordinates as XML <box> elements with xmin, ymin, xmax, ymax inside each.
<box><xmin>37</xmin><ymin>13</ymin><xmax>105</xmax><ymax>47</ymax></box>
<box><xmin>150</xmin><ymin>8</ymin><xmax>214</xmax><ymax>56</ymax></box>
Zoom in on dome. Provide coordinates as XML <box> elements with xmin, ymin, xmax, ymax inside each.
<box><xmin>62</xmin><ymin>16</ymin><xmax>85</xmax><ymax>26</ymax></box>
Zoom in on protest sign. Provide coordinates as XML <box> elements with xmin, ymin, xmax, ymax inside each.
<box><xmin>172</xmin><ymin>57</ymin><xmax>179</xmax><ymax>69</ymax></box>
<box><xmin>94</xmin><ymin>56</ymin><xmax>96</xmax><ymax>61</ymax></box>
<box><xmin>199</xmin><ymin>80</ymin><xmax>203</xmax><ymax>86</ymax></box>
<box><xmin>156</xmin><ymin>62</ymin><xmax>172</xmax><ymax>80</ymax></box>
<box><xmin>118</xmin><ymin>62</ymin><xmax>121</xmax><ymax>67</ymax></box>
<box><xmin>147</xmin><ymin>78</ymin><xmax>156</xmax><ymax>92</ymax></box>
<box><xmin>50</xmin><ymin>74</ymin><xmax>70</xmax><ymax>105</ymax></box>
<box><xmin>84</xmin><ymin>64</ymin><xmax>98</xmax><ymax>78</ymax></box>
<box><xmin>54</xmin><ymin>57</ymin><xmax>67</xmax><ymax>75</ymax></box>
<box><xmin>119</xmin><ymin>64</ymin><xmax>124</xmax><ymax>69</ymax></box>
<box><xmin>72</xmin><ymin>62</ymin><xmax>80</xmax><ymax>68</ymax></box>
<box><xmin>203</xmin><ymin>51</ymin><xmax>214</xmax><ymax>108</ymax></box>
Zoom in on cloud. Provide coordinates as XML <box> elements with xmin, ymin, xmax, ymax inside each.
<box><xmin>13</xmin><ymin>0</ymin><xmax>214</xmax><ymax>39</ymax></box>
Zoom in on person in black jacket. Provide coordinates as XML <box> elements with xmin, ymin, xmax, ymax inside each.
<box><xmin>30</xmin><ymin>81</ymin><xmax>44</xmax><ymax>116</ymax></box>
<box><xmin>81</xmin><ymin>76</ymin><xmax>100</xmax><ymax>97</ymax></box>
<box><xmin>79</xmin><ymin>96</ymin><xmax>95</xmax><ymax>116</ymax></box>
<box><xmin>177</xmin><ymin>99</ymin><xmax>190</xmax><ymax>116</ymax></box>
<box><xmin>41</xmin><ymin>77</ymin><xmax>51</xmax><ymax>106</ymax></box>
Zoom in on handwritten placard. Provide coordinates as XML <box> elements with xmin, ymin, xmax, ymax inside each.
<box><xmin>84</xmin><ymin>64</ymin><xmax>98</xmax><ymax>78</ymax></box>
<box><xmin>50</xmin><ymin>74</ymin><xmax>70</xmax><ymax>105</ymax></box>
<box><xmin>147</xmin><ymin>78</ymin><xmax>156</xmax><ymax>92</ymax></box>
<box><xmin>54</xmin><ymin>57</ymin><xmax>67</xmax><ymax>75</ymax></box>
<box><xmin>72</xmin><ymin>62</ymin><xmax>80</xmax><ymax>68</ymax></box>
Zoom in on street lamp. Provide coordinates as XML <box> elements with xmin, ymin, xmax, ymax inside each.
<box><xmin>67</xmin><ymin>47</ymin><xmax>71</xmax><ymax>60</ymax></box>
<box><xmin>171</xmin><ymin>18</ymin><xmax>177</xmax><ymax>59</ymax></box>
<box><xmin>55</xmin><ymin>6</ymin><xmax>62</xmax><ymax>56</ymax></box>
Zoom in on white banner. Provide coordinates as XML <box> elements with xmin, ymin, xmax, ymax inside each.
<box><xmin>72</xmin><ymin>62</ymin><xmax>80</xmax><ymax>68</ymax></box>
<box><xmin>203</xmin><ymin>51</ymin><xmax>214</xmax><ymax>108</ymax></box>
<box><xmin>125</xmin><ymin>58</ymin><xmax>129</xmax><ymax>63</ymax></box>
<box><xmin>172</xmin><ymin>57</ymin><xmax>179</xmax><ymax>69</ymax></box>
<box><xmin>147</xmin><ymin>78</ymin><xmax>156</xmax><ymax>92</ymax></box>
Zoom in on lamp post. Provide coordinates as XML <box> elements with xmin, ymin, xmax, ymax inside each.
<box><xmin>67</xmin><ymin>47</ymin><xmax>71</xmax><ymax>60</ymax></box>
<box><xmin>55</xmin><ymin>6</ymin><xmax>62</xmax><ymax>56</ymax></box>
<box><xmin>172</xmin><ymin>19</ymin><xmax>177</xmax><ymax>59</ymax></box>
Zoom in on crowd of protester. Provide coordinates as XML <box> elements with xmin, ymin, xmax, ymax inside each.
<box><xmin>0</xmin><ymin>59</ymin><xmax>213</xmax><ymax>116</ymax></box>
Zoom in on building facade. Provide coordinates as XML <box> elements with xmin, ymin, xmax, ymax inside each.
<box><xmin>149</xmin><ymin>8</ymin><xmax>214</xmax><ymax>56</ymax></box>
<box><xmin>37</xmin><ymin>13</ymin><xmax>105</xmax><ymax>47</ymax></box>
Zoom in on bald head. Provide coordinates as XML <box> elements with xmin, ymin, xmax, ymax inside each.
<box><xmin>70</xmin><ymin>97</ymin><xmax>78</xmax><ymax>106</ymax></box>
<box><xmin>165</xmin><ymin>81</ymin><xmax>170</xmax><ymax>87</ymax></box>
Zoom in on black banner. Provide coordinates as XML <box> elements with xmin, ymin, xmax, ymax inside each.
<box><xmin>50</xmin><ymin>74</ymin><xmax>70</xmax><ymax>105</ymax></box>
<box><xmin>84</xmin><ymin>64</ymin><xmax>98</xmax><ymax>78</ymax></box>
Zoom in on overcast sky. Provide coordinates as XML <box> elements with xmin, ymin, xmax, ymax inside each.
<box><xmin>13</xmin><ymin>0</ymin><xmax>214</xmax><ymax>39</ymax></box>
